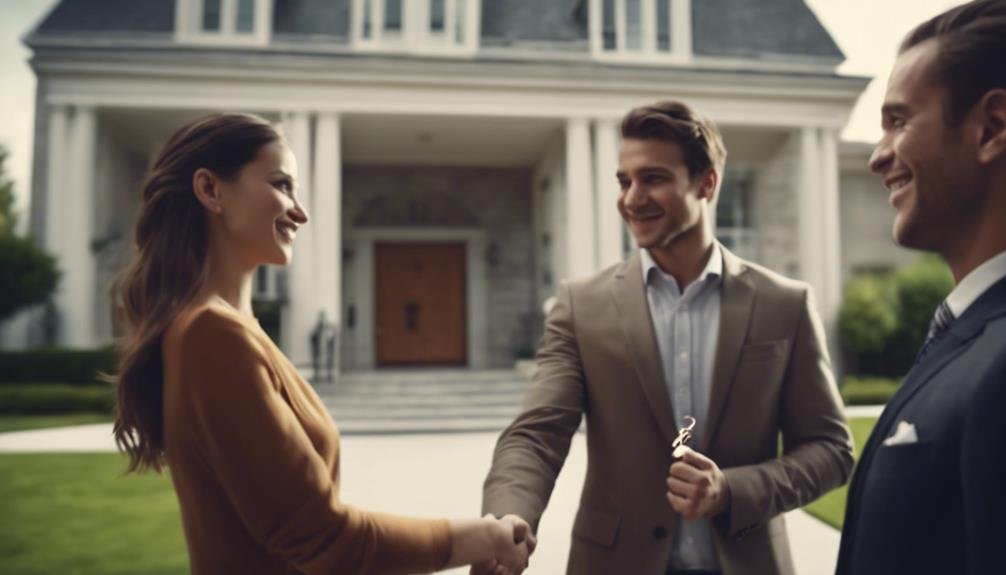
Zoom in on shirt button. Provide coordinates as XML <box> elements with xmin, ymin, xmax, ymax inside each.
<box><xmin>680</xmin><ymin>351</ymin><xmax>689</xmax><ymax>360</ymax></box>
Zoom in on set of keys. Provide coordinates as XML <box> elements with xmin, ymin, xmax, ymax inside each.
<box><xmin>671</xmin><ymin>415</ymin><xmax>696</xmax><ymax>460</ymax></box>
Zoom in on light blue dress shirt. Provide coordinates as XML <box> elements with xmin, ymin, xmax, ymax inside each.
<box><xmin>640</xmin><ymin>244</ymin><xmax>723</xmax><ymax>571</ymax></box>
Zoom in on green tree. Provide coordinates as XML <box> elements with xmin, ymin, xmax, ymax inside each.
<box><xmin>0</xmin><ymin>144</ymin><xmax>60</xmax><ymax>323</ymax></box>
<box><xmin>0</xmin><ymin>146</ymin><xmax>17</xmax><ymax>235</ymax></box>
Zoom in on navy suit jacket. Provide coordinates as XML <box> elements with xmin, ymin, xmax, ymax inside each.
<box><xmin>836</xmin><ymin>276</ymin><xmax>1006</xmax><ymax>574</ymax></box>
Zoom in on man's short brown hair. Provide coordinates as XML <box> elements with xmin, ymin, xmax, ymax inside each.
<box><xmin>901</xmin><ymin>0</ymin><xmax>1006</xmax><ymax>125</ymax></box>
<box><xmin>620</xmin><ymin>100</ymin><xmax>727</xmax><ymax>181</ymax></box>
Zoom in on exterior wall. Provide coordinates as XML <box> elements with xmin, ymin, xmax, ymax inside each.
<box><xmin>751</xmin><ymin>130</ymin><xmax>800</xmax><ymax>278</ymax></box>
<box><xmin>341</xmin><ymin>165</ymin><xmax>535</xmax><ymax>368</ymax></box>
<box><xmin>840</xmin><ymin>171</ymin><xmax>917</xmax><ymax>278</ymax></box>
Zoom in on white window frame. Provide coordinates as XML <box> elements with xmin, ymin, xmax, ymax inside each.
<box><xmin>589</xmin><ymin>0</ymin><xmax>691</xmax><ymax>64</ymax></box>
<box><xmin>351</xmin><ymin>0</ymin><xmax>481</xmax><ymax>56</ymax></box>
<box><xmin>175</xmin><ymin>0</ymin><xmax>272</xmax><ymax>46</ymax></box>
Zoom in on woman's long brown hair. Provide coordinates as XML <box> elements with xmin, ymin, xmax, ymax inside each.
<box><xmin>111</xmin><ymin>113</ymin><xmax>280</xmax><ymax>473</ymax></box>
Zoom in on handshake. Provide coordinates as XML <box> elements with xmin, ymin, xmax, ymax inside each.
<box><xmin>445</xmin><ymin>513</ymin><xmax>537</xmax><ymax>574</ymax></box>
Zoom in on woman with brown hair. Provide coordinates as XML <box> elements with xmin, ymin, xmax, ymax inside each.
<box><xmin>110</xmin><ymin>112</ymin><xmax>532</xmax><ymax>574</ymax></box>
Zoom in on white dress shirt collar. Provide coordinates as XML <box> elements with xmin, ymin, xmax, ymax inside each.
<box><xmin>945</xmin><ymin>249</ymin><xmax>1006</xmax><ymax>318</ymax></box>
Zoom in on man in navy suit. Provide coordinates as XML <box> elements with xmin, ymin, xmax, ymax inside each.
<box><xmin>836</xmin><ymin>1</ymin><xmax>1006</xmax><ymax>573</ymax></box>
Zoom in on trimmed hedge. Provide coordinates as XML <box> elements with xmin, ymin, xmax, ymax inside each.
<box><xmin>0</xmin><ymin>383</ymin><xmax>115</xmax><ymax>414</ymax></box>
<box><xmin>841</xmin><ymin>376</ymin><xmax>900</xmax><ymax>406</ymax></box>
<box><xmin>0</xmin><ymin>348</ymin><xmax>117</xmax><ymax>385</ymax></box>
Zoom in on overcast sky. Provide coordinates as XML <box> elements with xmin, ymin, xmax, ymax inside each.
<box><xmin>0</xmin><ymin>0</ymin><xmax>965</xmax><ymax>232</ymax></box>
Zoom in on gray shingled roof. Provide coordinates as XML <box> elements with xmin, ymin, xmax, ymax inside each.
<box><xmin>693</xmin><ymin>0</ymin><xmax>843</xmax><ymax>59</ymax></box>
<box><xmin>30</xmin><ymin>0</ymin><xmax>843</xmax><ymax>61</ymax></box>
<box><xmin>33</xmin><ymin>0</ymin><xmax>174</xmax><ymax>33</ymax></box>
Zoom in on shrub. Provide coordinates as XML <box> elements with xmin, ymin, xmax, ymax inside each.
<box><xmin>0</xmin><ymin>348</ymin><xmax>117</xmax><ymax>385</ymax></box>
<box><xmin>0</xmin><ymin>383</ymin><xmax>115</xmax><ymax>414</ymax></box>
<box><xmin>841</xmin><ymin>376</ymin><xmax>900</xmax><ymax>406</ymax></box>
<box><xmin>840</xmin><ymin>255</ymin><xmax>954</xmax><ymax>377</ymax></box>
<box><xmin>840</xmin><ymin>275</ymin><xmax>896</xmax><ymax>356</ymax></box>
<box><xmin>886</xmin><ymin>255</ymin><xmax>954</xmax><ymax>370</ymax></box>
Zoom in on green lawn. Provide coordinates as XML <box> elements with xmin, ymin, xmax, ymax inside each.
<box><xmin>0</xmin><ymin>453</ymin><xmax>188</xmax><ymax>575</ymax></box>
<box><xmin>0</xmin><ymin>414</ymin><xmax>112</xmax><ymax>434</ymax></box>
<box><xmin>0</xmin><ymin>418</ymin><xmax>877</xmax><ymax>573</ymax></box>
<box><xmin>802</xmin><ymin>416</ymin><xmax>878</xmax><ymax>529</ymax></box>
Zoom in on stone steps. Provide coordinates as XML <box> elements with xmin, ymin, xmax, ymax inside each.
<box><xmin>315</xmin><ymin>369</ymin><xmax>530</xmax><ymax>434</ymax></box>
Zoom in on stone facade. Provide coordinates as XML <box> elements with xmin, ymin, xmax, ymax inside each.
<box><xmin>341</xmin><ymin>165</ymin><xmax>536</xmax><ymax>368</ymax></box>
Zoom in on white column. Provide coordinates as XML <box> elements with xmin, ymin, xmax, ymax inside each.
<box><xmin>44</xmin><ymin>105</ymin><xmax>68</xmax><ymax>258</ymax></box>
<box><xmin>314</xmin><ymin>112</ymin><xmax>342</xmax><ymax>368</ymax></box>
<box><xmin>565</xmin><ymin>117</ymin><xmax>596</xmax><ymax>279</ymax></box>
<box><xmin>798</xmin><ymin>126</ymin><xmax>843</xmax><ymax>371</ymax></box>
<box><xmin>798</xmin><ymin>127</ymin><xmax>825</xmax><ymax>298</ymax></box>
<box><xmin>61</xmin><ymin>106</ymin><xmax>97</xmax><ymax>348</ymax></box>
<box><xmin>819</xmin><ymin>127</ymin><xmax>844</xmax><ymax>371</ymax></box>
<box><xmin>594</xmin><ymin>118</ymin><xmax>623</xmax><ymax>268</ymax></box>
<box><xmin>282</xmin><ymin>112</ymin><xmax>315</xmax><ymax>367</ymax></box>
<box><xmin>819</xmin><ymin>128</ymin><xmax>843</xmax><ymax>325</ymax></box>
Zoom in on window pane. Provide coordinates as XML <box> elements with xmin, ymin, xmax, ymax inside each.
<box><xmin>363</xmin><ymin>0</ymin><xmax>372</xmax><ymax>38</ymax></box>
<box><xmin>237</xmin><ymin>0</ymin><xmax>255</xmax><ymax>33</ymax></box>
<box><xmin>455</xmin><ymin>0</ymin><xmax>466</xmax><ymax>44</ymax></box>
<box><xmin>385</xmin><ymin>0</ymin><xmax>402</xmax><ymax>31</ymax></box>
<box><xmin>431</xmin><ymin>0</ymin><xmax>445</xmax><ymax>32</ymax></box>
<box><xmin>602</xmin><ymin>0</ymin><xmax>615</xmax><ymax>50</ymax></box>
<box><xmin>202</xmin><ymin>0</ymin><xmax>221</xmax><ymax>31</ymax></box>
<box><xmin>716</xmin><ymin>170</ymin><xmax>754</xmax><ymax>229</ymax></box>
<box><xmin>657</xmin><ymin>0</ymin><xmax>671</xmax><ymax>52</ymax></box>
<box><xmin>625</xmin><ymin>0</ymin><xmax>642</xmax><ymax>51</ymax></box>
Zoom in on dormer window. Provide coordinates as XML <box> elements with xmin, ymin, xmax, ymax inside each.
<box><xmin>590</xmin><ymin>0</ymin><xmax>691</xmax><ymax>63</ymax></box>
<box><xmin>352</xmin><ymin>0</ymin><xmax>481</xmax><ymax>55</ymax></box>
<box><xmin>175</xmin><ymin>0</ymin><xmax>272</xmax><ymax>46</ymax></box>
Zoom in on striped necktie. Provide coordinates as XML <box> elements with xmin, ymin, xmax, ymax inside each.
<box><xmin>916</xmin><ymin>300</ymin><xmax>955</xmax><ymax>363</ymax></box>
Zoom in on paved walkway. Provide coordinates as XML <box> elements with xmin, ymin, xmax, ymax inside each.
<box><xmin>0</xmin><ymin>425</ymin><xmax>842</xmax><ymax>574</ymax></box>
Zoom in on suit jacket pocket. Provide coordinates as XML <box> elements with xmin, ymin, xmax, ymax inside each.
<box><xmin>572</xmin><ymin>506</ymin><xmax>621</xmax><ymax>548</ymax></box>
<box><xmin>739</xmin><ymin>340</ymin><xmax>788</xmax><ymax>363</ymax></box>
<box><xmin>872</xmin><ymin>441</ymin><xmax>933</xmax><ymax>477</ymax></box>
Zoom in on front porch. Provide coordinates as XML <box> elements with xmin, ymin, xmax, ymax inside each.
<box><xmin>21</xmin><ymin>61</ymin><xmax>850</xmax><ymax>372</ymax></box>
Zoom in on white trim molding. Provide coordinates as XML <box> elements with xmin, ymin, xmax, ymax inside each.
<box><xmin>351</xmin><ymin>0</ymin><xmax>480</xmax><ymax>56</ymax></box>
<box><xmin>175</xmin><ymin>0</ymin><xmax>272</xmax><ymax>47</ymax></box>
<box><xmin>590</xmin><ymin>0</ymin><xmax>691</xmax><ymax>65</ymax></box>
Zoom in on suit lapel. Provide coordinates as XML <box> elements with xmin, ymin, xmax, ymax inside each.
<box><xmin>701</xmin><ymin>247</ymin><xmax>755</xmax><ymax>452</ymax></box>
<box><xmin>610</xmin><ymin>252</ymin><xmax>678</xmax><ymax>446</ymax></box>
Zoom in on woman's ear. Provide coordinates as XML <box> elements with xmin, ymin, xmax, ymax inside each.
<box><xmin>192</xmin><ymin>168</ymin><xmax>223</xmax><ymax>215</ymax></box>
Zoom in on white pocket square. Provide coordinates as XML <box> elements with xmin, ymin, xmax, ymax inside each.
<box><xmin>883</xmin><ymin>420</ymin><xmax>919</xmax><ymax>446</ymax></box>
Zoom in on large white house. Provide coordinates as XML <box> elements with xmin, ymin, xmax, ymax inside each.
<box><xmin>12</xmin><ymin>0</ymin><xmax>906</xmax><ymax>371</ymax></box>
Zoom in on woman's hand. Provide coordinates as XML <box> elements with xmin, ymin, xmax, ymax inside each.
<box><xmin>445</xmin><ymin>514</ymin><xmax>535</xmax><ymax>574</ymax></box>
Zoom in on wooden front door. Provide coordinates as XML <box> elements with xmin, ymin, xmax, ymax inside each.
<box><xmin>375</xmin><ymin>242</ymin><xmax>467</xmax><ymax>366</ymax></box>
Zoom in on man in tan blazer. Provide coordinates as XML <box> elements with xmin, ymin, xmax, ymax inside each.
<box><xmin>476</xmin><ymin>101</ymin><xmax>853</xmax><ymax>575</ymax></box>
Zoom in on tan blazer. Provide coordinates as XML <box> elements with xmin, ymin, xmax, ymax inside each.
<box><xmin>482</xmin><ymin>247</ymin><xmax>853</xmax><ymax>575</ymax></box>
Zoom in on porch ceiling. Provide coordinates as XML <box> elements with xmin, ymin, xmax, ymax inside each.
<box><xmin>342</xmin><ymin>114</ymin><xmax>563</xmax><ymax>168</ymax></box>
<box><xmin>100</xmin><ymin>109</ymin><xmax>563</xmax><ymax>169</ymax></box>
